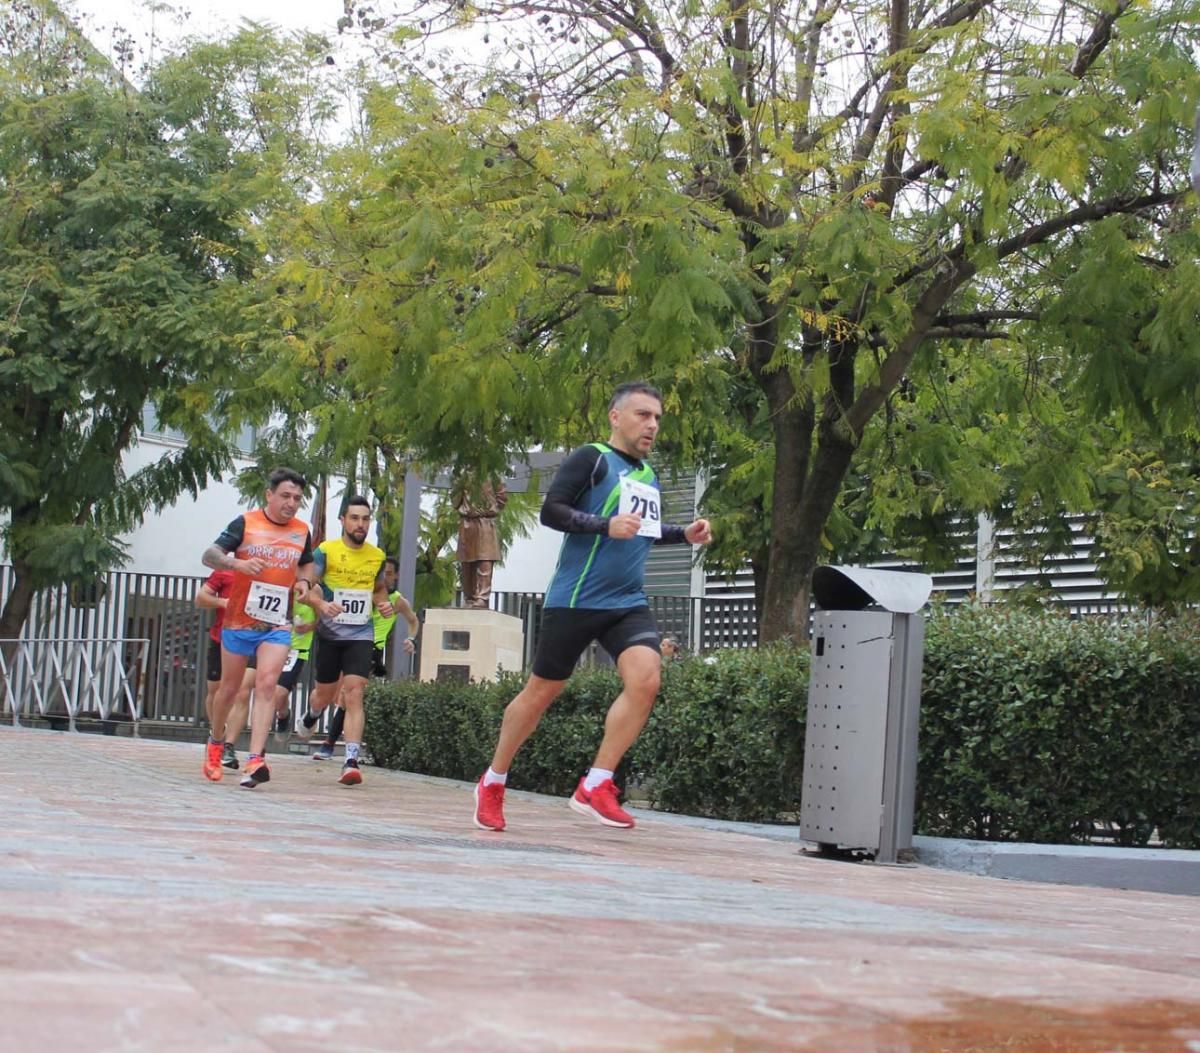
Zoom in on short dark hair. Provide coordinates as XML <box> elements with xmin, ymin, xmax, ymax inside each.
<box><xmin>342</xmin><ymin>494</ymin><xmax>371</xmax><ymax>514</ymax></box>
<box><xmin>384</xmin><ymin>557</ymin><xmax>399</xmax><ymax>571</ymax></box>
<box><xmin>609</xmin><ymin>381</ymin><xmax>662</xmax><ymax>413</ymax></box>
<box><xmin>267</xmin><ymin>467</ymin><xmax>306</xmax><ymax>490</ymax></box>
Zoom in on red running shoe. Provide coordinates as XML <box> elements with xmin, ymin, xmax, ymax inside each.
<box><xmin>569</xmin><ymin>777</ymin><xmax>635</xmax><ymax>828</ymax></box>
<box><xmin>239</xmin><ymin>756</ymin><xmax>270</xmax><ymax>789</ymax></box>
<box><xmin>338</xmin><ymin>758</ymin><xmax>362</xmax><ymax>786</ymax></box>
<box><xmin>473</xmin><ymin>776</ymin><xmax>506</xmax><ymax>831</ymax></box>
<box><xmin>203</xmin><ymin>740</ymin><xmax>223</xmax><ymax>782</ymax></box>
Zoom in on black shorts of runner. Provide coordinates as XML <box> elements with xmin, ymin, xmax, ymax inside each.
<box><xmin>371</xmin><ymin>646</ymin><xmax>387</xmax><ymax>678</ymax></box>
<box><xmin>276</xmin><ymin>655</ymin><xmax>308</xmax><ymax>693</ymax></box>
<box><xmin>313</xmin><ymin>636</ymin><xmax>376</xmax><ymax>683</ymax></box>
<box><xmin>206</xmin><ymin>638</ymin><xmax>256</xmax><ymax>682</ymax></box>
<box><xmin>532</xmin><ymin>606</ymin><xmax>661</xmax><ymax>681</ymax></box>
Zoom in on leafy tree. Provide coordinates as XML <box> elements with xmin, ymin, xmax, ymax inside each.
<box><xmin>0</xmin><ymin>6</ymin><xmax>333</xmax><ymax>642</ymax></box>
<box><xmin>284</xmin><ymin>0</ymin><xmax>1199</xmax><ymax>641</ymax></box>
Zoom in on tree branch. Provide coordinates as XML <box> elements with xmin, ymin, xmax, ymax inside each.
<box><xmin>1069</xmin><ymin>0</ymin><xmax>1132</xmax><ymax>79</ymax></box>
<box><xmin>924</xmin><ymin>325</ymin><xmax>1010</xmax><ymax>341</ymax></box>
<box><xmin>935</xmin><ymin>310</ymin><xmax>1039</xmax><ymax>324</ymax></box>
<box><xmin>534</xmin><ymin>261</ymin><xmax>619</xmax><ymax>296</ymax></box>
<box><xmin>996</xmin><ymin>190</ymin><xmax>1184</xmax><ymax>261</ymax></box>
<box><xmin>805</xmin><ymin>0</ymin><xmax>994</xmax><ymax>159</ymax></box>
<box><xmin>793</xmin><ymin>0</ymin><xmax>842</xmax><ymax>152</ymax></box>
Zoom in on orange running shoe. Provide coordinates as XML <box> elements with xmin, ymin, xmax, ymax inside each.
<box><xmin>203</xmin><ymin>740</ymin><xmax>224</xmax><ymax>782</ymax></box>
<box><xmin>239</xmin><ymin>756</ymin><xmax>270</xmax><ymax>789</ymax></box>
<box><xmin>338</xmin><ymin>758</ymin><xmax>362</xmax><ymax>786</ymax></box>
<box><xmin>569</xmin><ymin>777</ymin><xmax>635</xmax><ymax>828</ymax></box>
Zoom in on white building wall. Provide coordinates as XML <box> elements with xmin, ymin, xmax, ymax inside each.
<box><xmin>119</xmin><ymin>437</ymin><xmax>562</xmax><ymax>591</ymax></box>
<box><xmin>5</xmin><ymin>437</ymin><xmax>612</xmax><ymax>596</ymax></box>
<box><xmin>492</xmin><ymin>528</ymin><xmax>560</xmax><ymax>594</ymax></box>
<box><xmin>119</xmin><ymin>438</ymin><xmax>343</xmax><ymax>578</ymax></box>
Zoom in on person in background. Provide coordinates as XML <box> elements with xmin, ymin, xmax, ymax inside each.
<box><xmin>312</xmin><ymin>558</ymin><xmax>419</xmax><ymax>761</ymax></box>
<box><xmin>199</xmin><ymin>467</ymin><xmax>315</xmax><ymax>788</ymax></box>
<box><xmin>271</xmin><ymin>586</ymin><xmax>317</xmax><ymax>745</ymax></box>
<box><xmin>194</xmin><ymin>569</ymin><xmax>255</xmax><ymax>770</ymax></box>
<box><xmin>294</xmin><ymin>496</ymin><xmax>393</xmax><ymax>786</ymax></box>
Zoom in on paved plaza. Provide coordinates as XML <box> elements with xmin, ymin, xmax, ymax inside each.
<box><xmin>1</xmin><ymin>725</ymin><xmax>1198</xmax><ymax>1052</ymax></box>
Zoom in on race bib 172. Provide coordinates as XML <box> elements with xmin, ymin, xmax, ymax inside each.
<box><xmin>245</xmin><ymin>580</ymin><xmax>290</xmax><ymax>626</ymax></box>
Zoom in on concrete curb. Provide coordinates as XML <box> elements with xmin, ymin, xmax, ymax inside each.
<box><xmin>630</xmin><ymin>809</ymin><xmax>1200</xmax><ymax>897</ymax></box>
<box><xmin>911</xmin><ymin>835</ymin><xmax>1200</xmax><ymax>897</ymax></box>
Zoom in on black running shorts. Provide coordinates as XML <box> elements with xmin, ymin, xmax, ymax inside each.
<box><xmin>206</xmin><ymin>637</ymin><xmax>222</xmax><ymax>683</ymax></box>
<box><xmin>313</xmin><ymin>636</ymin><xmax>375</xmax><ymax>683</ymax></box>
<box><xmin>276</xmin><ymin>654</ymin><xmax>308</xmax><ymax>693</ymax></box>
<box><xmin>532</xmin><ymin>606</ymin><xmax>661</xmax><ymax>681</ymax></box>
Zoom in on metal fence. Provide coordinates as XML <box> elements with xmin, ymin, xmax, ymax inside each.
<box><xmin>0</xmin><ymin>567</ymin><xmax>333</xmax><ymax>725</ymax></box>
<box><xmin>0</xmin><ymin>566</ymin><xmax>213</xmax><ymax>724</ymax></box>
<box><xmin>0</xmin><ymin>562</ymin><xmax>1152</xmax><ymax>731</ymax></box>
<box><xmin>0</xmin><ymin>566</ymin><xmax>754</xmax><ymax>727</ymax></box>
<box><xmin>1</xmin><ymin>637</ymin><xmax>150</xmax><ymax>728</ymax></box>
<box><xmin>483</xmin><ymin>589</ymin><xmax>756</xmax><ymax>666</ymax></box>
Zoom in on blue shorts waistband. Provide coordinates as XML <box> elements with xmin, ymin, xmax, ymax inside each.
<box><xmin>222</xmin><ymin>627</ymin><xmax>293</xmax><ymax>656</ymax></box>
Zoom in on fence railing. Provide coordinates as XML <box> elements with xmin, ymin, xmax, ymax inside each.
<box><xmin>1</xmin><ymin>637</ymin><xmax>150</xmax><ymax>729</ymax></box>
<box><xmin>0</xmin><ymin>563</ymin><xmax>1151</xmax><ymax>731</ymax></box>
<box><xmin>0</xmin><ymin>568</ymin><xmax>748</xmax><ymax>728</ymax></box>
<box><xmin>479</xmin><ymin>590</ymin><xmax>757</xmax><ymax>666</ymax></box>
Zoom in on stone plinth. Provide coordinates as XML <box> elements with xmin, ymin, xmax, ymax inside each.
<box><xmin>418</xmin><ymin>607</ymin><xmax>525</xmax><ymax>683</ymax></box>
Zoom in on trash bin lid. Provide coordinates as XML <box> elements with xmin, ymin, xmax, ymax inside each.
<box><xmin>811</xmin><ymin>565</ymin><xmax>933</xmax><ymax>613</ymax></box>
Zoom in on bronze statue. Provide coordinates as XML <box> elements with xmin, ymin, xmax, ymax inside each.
<box><xmin>454</xmin><ymin>479</ymin><xmax>507</xmax><ymax>609</ymax></box>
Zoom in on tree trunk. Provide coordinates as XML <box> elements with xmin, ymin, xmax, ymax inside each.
<box><xmin>750</xmin><ymin>552</ymin><xmax>767</xmax><ymax>623</ymax></box>
<box><xmin>0</xmin><ymin>559</ymin><xmax>36</xmax><ymax>643</ymax></box>
<box><xmin>759</xmin><ymin>415</ymin><xmax>858</xmax><ymax>644</ymax></box>
<box><xmin>0</xmin><ymin>560</ymin><xmax>37</xmax><ymax>715</ymax></box>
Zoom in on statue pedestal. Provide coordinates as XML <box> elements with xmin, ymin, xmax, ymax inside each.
<box><xmin>419</xmin><ymin>608</ymin><xmax>525</xmax><ymax>683</ymax></box>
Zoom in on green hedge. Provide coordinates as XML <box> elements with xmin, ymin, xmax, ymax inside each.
<box><xmin>919</xmin><ymin>606</ymin><xmax>1200</xmax><ymax>847</ymax></box>
<box><xmin>363</xmin><ymin>668</ymin><xmax>636</xmax><ymax>798</ymax></box>
<box><xmin>629</xmin><ymin>644</ymin><xmax>808</xmax><ymax>821</ymax></box>
<box><xmin>364</xmin><ymin>643</ymin><xmax>808</xmax><ymax>820</ymax></box>
<box><xmin>364</xmin><ymin>607</ymin><xmax>1200</xmax><ymax>847</ymax></box>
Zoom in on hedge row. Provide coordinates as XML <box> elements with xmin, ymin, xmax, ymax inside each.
<box><xmin>919</xmin><ymin>606</ymin><xmax>1200</xmax><ymax>847</ymax></box>
<box><xmin>363</xmin><ymin>643</ymin><xmax>808</xmax><ymax>818</ymax></box>
<box><xmin>364</xmin><ymin>607</ymin><xmax>1200</xmax><ymax>847</ymax></box>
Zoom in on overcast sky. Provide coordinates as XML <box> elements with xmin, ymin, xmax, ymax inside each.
<box><xmin>66</xmin><ymin>0</ymin><xmax>350</xmax><ymax>61</ymax></box>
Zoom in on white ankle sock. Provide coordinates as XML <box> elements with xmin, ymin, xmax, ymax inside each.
<box><xmin>484</xmin><ymin>767</ymin><xmax>507</xmax><ymax>787</ymax></box>
<box><xmin>584</xmin><ymin>767</ymin><xmax>614</xmax><ymax>792</ymax></box>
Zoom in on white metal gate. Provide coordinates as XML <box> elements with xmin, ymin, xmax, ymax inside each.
<box><xmin>0</xmin><ymin>638</ymin><xmax>150</xmax><ymax>730</ymax></box>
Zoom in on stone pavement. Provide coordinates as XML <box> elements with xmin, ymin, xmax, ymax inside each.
<box><xmin>1</xmin><ymin>726</ymin><xmax>1198</xmax><ymax>1053</ymax></box>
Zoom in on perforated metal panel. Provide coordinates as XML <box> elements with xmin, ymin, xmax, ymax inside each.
<box><xmin>800</xmin><ymin>607</ymin><xmax>924</xmax><ymax>858</ymax></box>
<box><xmin>800</xmin><ymin>611</ymin><xmax>894</xmax><ymax>848</ymax></box>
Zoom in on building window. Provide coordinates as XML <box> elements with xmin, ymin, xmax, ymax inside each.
<box><xmin>141</xmin><ymin>405</ymin><xmax>256</xmax><ymax>456</ymax></box>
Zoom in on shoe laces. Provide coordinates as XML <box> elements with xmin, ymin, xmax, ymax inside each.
<box><xmin>591</xmin><ymin>779</ymin><xmax>619</xmax><ymax>804</ymax></box>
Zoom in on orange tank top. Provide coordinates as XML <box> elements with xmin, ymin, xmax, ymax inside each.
<box><xmin>225</xmin><ymin>509</ymin><xmax>312</xmax><ymax>631</ymax></box>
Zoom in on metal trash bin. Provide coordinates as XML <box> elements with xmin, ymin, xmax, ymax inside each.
<box><xmin>799</xmin><ymin>566</ymin><xmax>933</xmax><ymax>863</ymax></box>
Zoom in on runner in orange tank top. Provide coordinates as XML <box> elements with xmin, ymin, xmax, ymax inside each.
<box><xmin>200</xmin><ymin>467</ymin><xmax>316</xmax><ymax>788</ymax></box>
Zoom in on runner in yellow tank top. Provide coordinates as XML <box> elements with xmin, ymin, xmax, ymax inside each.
<box><xmin>297</xmin><ymin>495</ymin><xmax>393</xmax><ymax>786</ymax></box>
